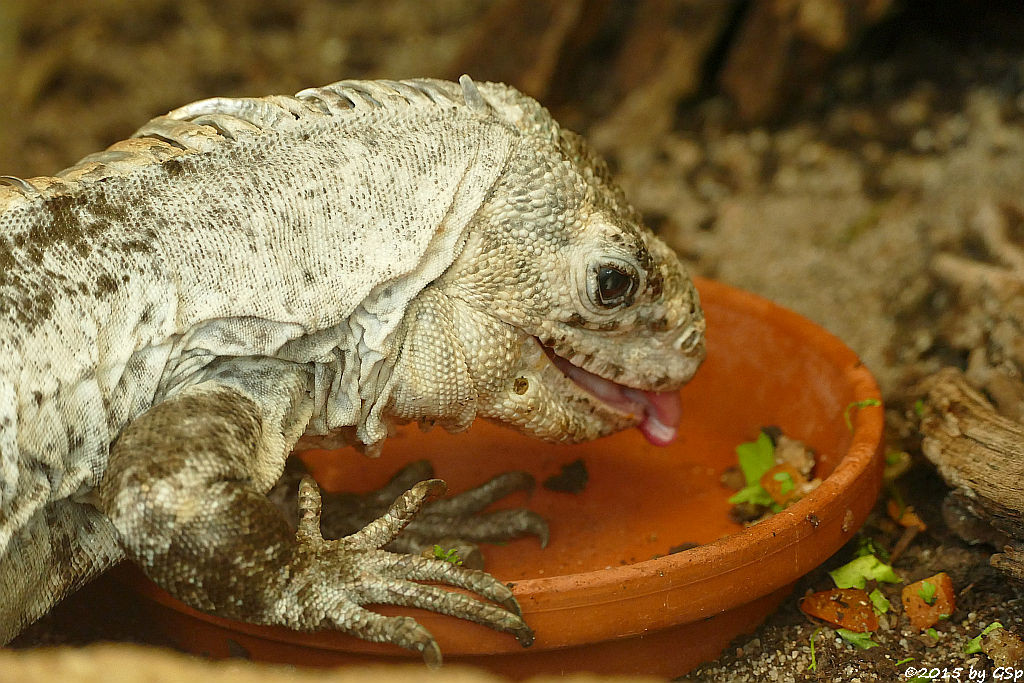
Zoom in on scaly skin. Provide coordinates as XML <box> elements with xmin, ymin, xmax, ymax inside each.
<box><xmin>0</xmin><ymin>77</ymin><xmax>704</xmax><ymax>662</ymax></box>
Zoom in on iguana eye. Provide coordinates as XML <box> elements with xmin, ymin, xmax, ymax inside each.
<box><xmin>594</xmin><ymin>263</ymin><xmax>637</xmax><ymax>308</ymax></box>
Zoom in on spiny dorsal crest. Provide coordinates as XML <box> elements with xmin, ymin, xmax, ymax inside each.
<box><xmin>0</xmin><ymin>76</ymin><xmax>558</xmax><ymax>205</ymax></box>
<box><xmin>150</xmin><ymin>75</ymin><xmax>557</xmax><ymax>148</ymax></box>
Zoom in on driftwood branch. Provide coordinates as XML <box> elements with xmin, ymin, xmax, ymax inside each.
<box><xmin>918</xmin><ymin>367</ymin><xmax>1024</xmax><ymax>581</ymax></box>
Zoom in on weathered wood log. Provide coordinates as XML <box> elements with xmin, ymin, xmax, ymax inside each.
<box><xmin>449</xmin><ymin>0</ymin><xmax>895</xmax><ymax>133</ymax></box>
<box><xmin>918</xmin><ymin>367</ymin><xmax>1024</xmax><ymax>581</ymax></box>
<box><xmin>719</xmin><ymin>0</ymin><xmax>893</xmax><ymax>121</ymax></box>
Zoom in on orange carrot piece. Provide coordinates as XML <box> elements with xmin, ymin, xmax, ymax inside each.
<box><xmin>760</xmin><ymin>463</ymin><xmax>807</xmax><ymax>506</ymax></box>
<box><xmin>901</xmin><ymin>572</ymin><xmax>955</xmax><ymax>630</ymax></box>
<box><xmin>800</xmin><ymin>588</ymin><xmax>879</xmax><ymax>632</ymax></box>
<box><xmin>887</xmin><ymin>499</ymin><xmax>927</xmax><ymax>530</ymax></box>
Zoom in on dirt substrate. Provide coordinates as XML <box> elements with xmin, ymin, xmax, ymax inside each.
<box><xmin>686</xmin><ymin>466</ymin><xmax>1024</xmax><ymax>682</ymax></box>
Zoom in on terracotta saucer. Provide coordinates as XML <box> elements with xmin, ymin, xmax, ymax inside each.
<box><xmin>122</xmin><ymin>277</ymin><xmax>885</xmax><ymax>677</ymax></box>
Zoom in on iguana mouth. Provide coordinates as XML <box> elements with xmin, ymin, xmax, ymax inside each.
<box><xmin>540</xmin><ymin>344</ymin><xmax>681</xmax><ymax>446</ymax></box>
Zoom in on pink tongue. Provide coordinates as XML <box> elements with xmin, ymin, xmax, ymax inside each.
<box><xmin>550</xmin><ymin>353</ymin><xmax>682</xmax><ymax>446</ymax></box>
<box><xmin>624</xmin><ymin>388</ymin><xmax>682</xmax><ymax>446</ymax></box>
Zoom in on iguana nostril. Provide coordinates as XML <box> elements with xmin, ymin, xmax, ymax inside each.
<box><xmin>675</xmin><ymin>326</ymin><xmax>703</xmax><ymax>354</ymax></box>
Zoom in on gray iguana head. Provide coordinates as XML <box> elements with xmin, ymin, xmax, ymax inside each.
<box><xmin>387</xmin><ymin>78</ymin><xmax>705</xmax><ymax>446</ymax></box>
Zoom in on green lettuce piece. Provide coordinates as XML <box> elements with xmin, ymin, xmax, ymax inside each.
<box><xmin>432</xmin><ymin>545</ymin><xmax>463</xmax><ymax>566</ymax></box>
<box><xmin>829</xmin><ymin>554</ymin><xmax>900</xmax><ymax>589</ymax></box>
<box><xmin>844</xmin><ymin>398</ymin><xmax>881</xmax><ymax>431</ymax></box>
<box><xmin>963</xmin><ymin>622</ymin><xmax>1003</xmax><ymax>654</ymax></box>
<box><xmin>736</xmin><ymin>432</ymin><xmax>775</xmax><ymax>485</ymax></box>
<box><xmin>773</xmin><ymin>470</ymin><xmax>795</xmax><ymax>494</ymax></box>
<box><xmin>728</xmin><ymin>484</ymin><xmax>775</xmax><ymax>507</ymax></box>
<box><xmin>869</xmin><ymin>588</ymin><xmax>890</xmax><ymax>614</ymax></box>
<box><xmin>837</xmin><ymin>628</ymin><xmax>879</xmax><ymax>649</ymax></box>
<box><xmin>853</xmin><ymin>535</ymin><xmax>890</xmax><ymax>561</ymax></box>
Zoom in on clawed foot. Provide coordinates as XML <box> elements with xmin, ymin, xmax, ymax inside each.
<box><xmin>277</xmin><ymin>459</ymin><xmax>549</xmax><ymax>554</ymax></box>
<box><xmin>350</xmin><ymin>460</ymin><xmax>550</xmax><ymax>555</ymax></box>
<box><xmin>289</xmin><ymin>475</ymin><xmax>534</xmax><ymax>666</ymax></box>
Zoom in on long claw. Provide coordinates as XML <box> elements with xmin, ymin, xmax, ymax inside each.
<box><xmin>421</xmin><ymin>638</ymin><xmax>443</xmax><ymax>669</ymax></box>
<box><xmin>336</xmin><ymin>608</ymin><xmax>443</xmax><ymax>666</ymax></box>
<box><xmin>359</xmin><ymin>575</ymin><xmax>530</xmax><ymax>639</ymax></box>
<box><xmin>501</xmin><ymin>593</ymin><xmax>524</xmax><ymax>619</ymax></box>
<box><xmin>369</xmin><ymin>460</ymin><xmax>436</xmax><ymax>506</ymax></box>
<box><xmin>395</xmin><ymin>508</ymin><xmax>550</xmax><ymax>554</ymax></box>
<box><xmin>424</xmin><ymin>471</ymin><xmax>535</xmax><ymax>516</ymax></box>
<box><xmin>342</xmin><ymin>479</ymin><xmax>447</xmax><ymax>549</ymax></box>
<box><xmin>514</xmin><ymin>624</ymin><xmax>535</xmax><ymax>648</ymax></box>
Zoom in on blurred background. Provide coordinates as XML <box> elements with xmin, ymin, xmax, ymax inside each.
<box><xmin>2</xmin><ymin>1</ymin><xmax>1023</xmax><ymax>679</ymax></box>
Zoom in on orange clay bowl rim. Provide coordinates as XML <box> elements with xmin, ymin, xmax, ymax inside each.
<box><xmin>132</xmin><ymin>276</ymin><xmax>884</xmax><ymax>654</ymax></box>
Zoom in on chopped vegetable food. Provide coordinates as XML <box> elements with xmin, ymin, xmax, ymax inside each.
<box><xmin>725</xmin><ymin>429</ymin><xmax>820</xmax><ymax>524</ymax></box>
<box><xmin>844</xmin><ymin>398</ymin><xmax>881</xmax><ymax>431</ymax></box>
<box><xmin>736</xmin><ymin>432</ymin><xmax>775</xmax><ymax>485</ymax></box>
<box><xmin>728</xmin><ymin>483</ymin><xmax>775</xmax><ymax>507</ymax></box>
<box><xmin>918</xmin><ymin>580</ymin><xmax>937</xmax><ymax>605</ymax></box>
<box><xmin>963</xmin><ymin>622</ymin><xmax>1003</xmax><ymax>654</ymax></box>
<box><xmin>853</xmin><ymin>536</ymin><xmax>890</xmax><ymax>561</ymax></box>
<box><xmin>869</xmin><ymin>588</ymin><xmax>890</xmax><ymax>614</ymax></box>
<box><xmin>760</xmin><ymin>463</ymin><xmax>807</xmax><ymax>505</ymax></box>
<box><xmin>432</xmin><ymin>545</ymin><xmax>464</xmax><ymax>566</ymax></box>
<box><xmin>887</xmin><ymin>498</ymin><xmax>927</xmax><ymax>530</ymax></box>
<box><xmin>975</xmin><ymin>624</ymin><xmax>1024</xmax><ymax>667</ymax></box>
<box><xmin>901</xmin><ymin>572</ymin><xmax>955</xmax><ymax>631</ymax></box>
<box><xmin>829</xmin><ymin>554</ymin><xmax>901</xmax><ymax>589</ymax></box>
<box><xmin>837</xmin><ymin>628</ymin><xmax>879</xmax><ymax>649</ymax></box>
<box><xmin>800</xmin><ymin>588</ymin><xmax>879</xmax><ymax>632</ymax></box>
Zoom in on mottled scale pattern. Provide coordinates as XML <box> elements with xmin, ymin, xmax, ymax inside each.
<box><xmin>0</xmin><ymin>77</ymin><xmax>705</xmax><ymax>660</ymax></box>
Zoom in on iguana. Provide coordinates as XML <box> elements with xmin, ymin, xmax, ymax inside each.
<box><xmin>0</xmin><ymin>76</ymin><xmax>705</xmax><ymax>664</ymax></box>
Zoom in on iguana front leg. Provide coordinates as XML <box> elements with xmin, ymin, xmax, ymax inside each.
<box><xmin>97</xmin><ymin>360</ymin><xmax>532</xmax><ymax>665</ymax></box>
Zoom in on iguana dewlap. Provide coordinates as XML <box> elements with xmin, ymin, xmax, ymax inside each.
<box><xmin>0</xmin><ymin>76</ymin><xmax>705</xmax><ymax>663</ymax></box>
